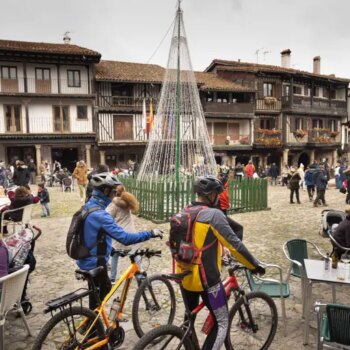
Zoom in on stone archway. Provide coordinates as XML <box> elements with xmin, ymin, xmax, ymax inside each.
<box><xmin>298</xmin><ymin>152</ymin><xmax>310</xmax><ymax>168</ymax></box>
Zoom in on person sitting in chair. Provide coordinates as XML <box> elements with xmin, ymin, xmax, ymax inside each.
<box><xmin>332</xmin><ymin>206</ymin><xmax>350</xmax><ymax>258</ymax></box>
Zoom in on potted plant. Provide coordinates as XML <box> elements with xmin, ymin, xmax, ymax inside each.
<box><xmin>293</xmin><ymin>129</ymin><xmax>307</xmax><ymax>138</ymax></box>
<box><xmin>330</xmin><ymin>131</ymin><xmax>339</xmax><ymax>138</ymax></box>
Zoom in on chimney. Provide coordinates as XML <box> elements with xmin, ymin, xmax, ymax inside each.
<box><xmin>280</xmin><ymin>49</ymin><xmax>291</xmax><ymax>68</ymax></box>
<box><xmin>313</xmin><ymin>56</ymin><xmax>321</xmax><ymax>74</ymax></box>
<box><xmin>63</xmin><ymin>31</ymin><xmax>71</xmax><ymax>44</ymax></box>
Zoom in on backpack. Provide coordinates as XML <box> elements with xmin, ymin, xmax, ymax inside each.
<box><xmin>169</xmin><ymin>204</ymin><xmax>216</xmax><ymax>264</ymax></box>
<box><xmin>66</xmin><ymin>206</ymin><xmax>102</xmax><ymax>260</ymax></box>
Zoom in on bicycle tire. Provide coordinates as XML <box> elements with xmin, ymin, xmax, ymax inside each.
<box><xmin>133</xmin><ymin>324</ymin><xmax>193</xmax><ymax>350</ymax></box>
<box><xmin>132</xmin><ymin>274</ymin><xmax>176</xmax><ymax>338</ymax></box>
<box><xmin>225</xmin><ymin>291</ymin><xmax>278</xmax><ymax>350</ymax></box>
<box><xmin>32</xmin><ymin>306</ymin><xmax>105</xmax><ymax>350</ymax></box>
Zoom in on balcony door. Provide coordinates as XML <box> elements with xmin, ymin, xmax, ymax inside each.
<box><xmin>53</xmin><ymin>106</ymin><xmax>70</xmax><ymax>132</ymax></box>
<box><xmin>5</xmin><ymin>105</ymin><xmax>22</xmax><ymax>132</ymax></box>
<box><xmin>114</xmin><ymin>115</ymin><xmax>133</xmax><ymax>140</ymax></box>
<box><xmin>35</xmin><ymin>68</ymin><xmax>51</xmax><ymax>93</ymax></box>
<box><xmin>1</xmin><ymin>66</ymin><xmax>18</xmax><ymax>93</ymax></box>
<box><xmin>214</xmin><ymin>123</ymin><xmax>227</xmax><ymax>145</ymax></box>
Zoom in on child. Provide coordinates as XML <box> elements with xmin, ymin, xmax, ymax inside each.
<box><xmin>37</xmin><ymin>183</ymin><xmax>50</xmax><ymax>217</ymax></box>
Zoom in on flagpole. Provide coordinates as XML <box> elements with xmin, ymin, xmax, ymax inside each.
<box><xmin>175</xmin><ymin>2</ymin><xmax>181</xmax><ymax>198</ymax></box>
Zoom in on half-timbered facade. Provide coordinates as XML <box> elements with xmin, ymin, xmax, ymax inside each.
<box><xmin>205</xmin><ymin>51</ymin><xmax>349</xmax><ymax>168</ymax></box>
<box><xmin>0</xmin><ymin>39</ymin><xmax>101</xmax><ymax>172</ymax></box>
<box><xmin>95</xmin><ymin>61</ymin><xmax>256</xmax><ymax>168</ymax></box>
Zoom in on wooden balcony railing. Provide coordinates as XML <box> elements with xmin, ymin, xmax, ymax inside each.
<box><xmin>0</xmin><ymin>78</ymin><xmax>91</xmax><ymax>94</ymax></box>
<box><xmin>256</xmin><ymin>98</ymin><xmax>282</xmax><ymax>111</ymax></box>
<box><xmin>208</xmin><ymin>134</ymin><xmax>251</xmax><ymax>147</ymax></box>
<box><xmin>308</xmin><ymin>129</ymin><xmax>341</xmax><ymax>144</ymax></box>
<box><xmin>202</xmin><ymin>101</ymin><xmax>254</xmax><ymax>114</ymax></box>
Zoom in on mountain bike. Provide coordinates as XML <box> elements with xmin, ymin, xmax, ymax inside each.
<box><xmin>134</xmin><ymin>257</ymin><xmax>278</xmax><ymax>350</ymax></box>
<box><xmin>32</xmin><ymin>248</ymin><xmax>176</xmax><ymax>349</ymax></box>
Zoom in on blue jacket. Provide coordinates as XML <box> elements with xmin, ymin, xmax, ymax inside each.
<box><xmin>313</xmin><ymin>170</ymin><xmax>328</xmax><ymax>190</ymax></box>
<box><xmin>304</xmin><ymin>169</ymin><xmax>315</xmax><ymax>187</ymax></box>
<box><xmin>77</xmin><ymin>189</ymin><xmax>152</xmax><ymax>270</ymax></box>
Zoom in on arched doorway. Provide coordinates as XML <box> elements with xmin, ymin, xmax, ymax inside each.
<box><xmin>298</xmin><ymin>152</ymin><xmax>310</xmax><ymax>168</ymax></box>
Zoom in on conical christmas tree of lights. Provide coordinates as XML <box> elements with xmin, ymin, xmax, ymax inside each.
<box><xmin>137</xmin><ymin>4</ymin><xmax>216</xmax><ymax>185</ymax></box>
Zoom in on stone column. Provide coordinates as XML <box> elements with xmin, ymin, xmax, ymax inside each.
<box><xmin>309</xmin><ymin>149</ymin><xmax>315</xmax><ymax>164</ymax></box>
<box><xmin>99</xmin><ymin>150</ymin><xmax>106</xmax><ymax>165</ymax></box>
<box><xmin>35</xmin><ymin>145</ymin><xmax>41</xmax><ymax>175</ymax></box>
<box><xmin>332</xmin><ymin>149</ymin><xmax>338</xmax><ymax>165</ymax></box>
<box><xmin>263</xmin><ymin>156</ymin><xmax>268</xmax><ymax>167</ymax></box>
<box><xmin>283</xmin><ymin>149</ymin><xmax>289</xmax><ymax>165</ymax></box>
<box><xmin>230</xmin><ymin>156</ymin><xmax>237</xmax><ymax>168</ymax></box>
<box><xmin>86</xmin><ymin>144</ymin><xmax>91</xmax><ymax>169</ymax></box>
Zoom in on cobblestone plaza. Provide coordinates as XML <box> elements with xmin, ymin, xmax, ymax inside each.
<box><xmin>5</xmin><ymin>183</ymin><xmax>348</xmax><ymax>349</ymax></box>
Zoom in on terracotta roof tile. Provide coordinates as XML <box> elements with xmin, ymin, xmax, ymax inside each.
<box><xmin>0</xmin><ymin>39</ymin><xmax>101</xmax><ymax>57</ymax></box>
<box><xmin>206</xmin><ymin>59</ymin><xmax>350</xmax><ymax>83</ymax></box>
<box><xmin>96</xmin><ymin>60</ymin><xmax>254</xmax><ymax>92</ymax></box>
<box><xmin>95</xmin><ymin>60</ymin><xmax>165</xmax><ymax>83</ymax></box>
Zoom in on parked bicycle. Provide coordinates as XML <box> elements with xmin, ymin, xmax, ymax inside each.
<box><xmin>134</xmin><ymin>255</ymin><xmax>278</xmax><ymax>350</ymax></box>
<box><xmin>32</xmin><ymin>248</ymin><xmax>176</xmax><ymax>349</ymax></box>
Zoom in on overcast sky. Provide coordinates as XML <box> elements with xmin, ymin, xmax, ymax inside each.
<box><xmin>1</xmin><ymin>0</ymin><xmax>349</xmax><ymax>78</ymax></box>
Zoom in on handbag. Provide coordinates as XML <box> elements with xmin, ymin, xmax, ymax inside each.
<box><xmin>339</xmin><ymin>187</ymin><xmax>347</xmax><ymax>194</ymax></box>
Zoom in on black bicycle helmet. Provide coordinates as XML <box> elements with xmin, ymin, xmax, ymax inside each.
<box><xmin>91</xmin><ymin>172</ymin><xmax>122</xmax><ymax>189</ymax></box>
<box><xmin>193</xmin><ymin>175</ymin><xmax>224</xmax><ymax>195</ymax></box>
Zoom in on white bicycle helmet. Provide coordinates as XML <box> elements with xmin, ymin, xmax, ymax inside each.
<box><xmin>91</xmin><ymin>172</ymin><xmax>122</xmax><ymax>189</ymax></box>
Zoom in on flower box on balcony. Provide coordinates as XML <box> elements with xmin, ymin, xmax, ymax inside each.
<box><xmin>312</xmin><ymin>136</ymin><xmax>331</xmax><ymax>143</ymax></box>
<box><xmin>293</xmin><ymin>129</ymin><xmax>307</xmax><ymax>138</ymax></box>
<box><xmin>255</xmin><ymin>137</ymin><xmax>281</xmax><ymax>146</ymax></box>
<box><xmin>313</xmin><ymin>128</ymin><xmax>331</xmax><ymax>134</ymax></box>
<box><xmin>264</xmin><ymin>97</ymin><xmax>277</xmax><ymax>105</ymax></box>
<box><xmin>239</xmin><ymin>136</ymin><xmax>249</xmax><ymax>145</ymax></box>
<box><xmin>257</xmin><ymin>128</ymin><xmax>281</xmax><ymax>136</ymax></box>
<box><xmin>330</xmin><ymin>131</ymin><xmax>339</xmax><ymax>138</ymax></box>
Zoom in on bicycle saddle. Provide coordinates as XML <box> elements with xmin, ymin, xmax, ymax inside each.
<box><xmin>75</xmin><ymin>266</ymin><xmax>104</xmax><ymax>279</ymax></box>
<box><xmin>163</xmin><ymin>270</ymin><xmax>192</xmax><ymax>282</ymax></box>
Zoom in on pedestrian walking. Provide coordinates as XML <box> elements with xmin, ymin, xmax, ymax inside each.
<box><xmin>0</xmin><ymin>162</ymin><xmax>8</xmax><ymax>189</ymax></box>
<box><xmin>269</xmin><ymin>163</ymin><xmax>279</xmax><ymax>185</ymax></box>
<box><xmin>244</xmin><ymin>160</ymin><xmax>255</xmax><ymax>178</ymax></box>
<box><xmin>313</xmin><ymin>164</ymin><xmax>328</xmax><ymax>207</ymax></box>
<box><xmin>304</xmin><ymin>165</ymin><xmax>316</xmax><ymax>201</ymax></box>
<box><xmin>13</xmin><ymin>161</ymin><xmax>30</xmax><ymax>187</ymax></box>
<box><xmin>281</xmin><ymin>163</ymin><xmax>289</xmax><ymax>187</ymax></box>
<box><xmin>28</xmin><ymin>159</ymin><xmax>37</xmax><ymax>185</ymax></box>
<box><xmin>288</xmin><ymin>167</ymin><xmax>301</xmax><ymax>204</ymax></box>
<box><xmin>37</xmin><ymin>183</ymin><xmax>50</xmax><ymax>217</ymax></box>
<box><xmin>73</xmin><ymin>160</ymin><xmax>88</xmax><ymax>202</ymax></box>
<box><xmin>298</xmin><ymin>163</ymin><xmax>305</xmax><ymax>190</ymax></box>
<box><xmin>234</xmin><ymin>162</ymin><xmax>244</xmax><ymax>180</ymax></box>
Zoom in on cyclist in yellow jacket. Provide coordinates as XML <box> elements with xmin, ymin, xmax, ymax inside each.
<box><xmin>176</xmin><ymin>175</ymin><xmax>265</xmax><ymax>350</ymax></box>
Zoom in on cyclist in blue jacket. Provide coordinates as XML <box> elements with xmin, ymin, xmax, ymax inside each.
<box><xmin>77</xmin><ymin>172</ymin><xmax>163</xmax><ymax>309</ymax></box>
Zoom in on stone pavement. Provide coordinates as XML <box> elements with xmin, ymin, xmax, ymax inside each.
<box><xmin>5</xmin><ymin>183</ymin><xmax>349</xmax><ymax>349</ymax></box>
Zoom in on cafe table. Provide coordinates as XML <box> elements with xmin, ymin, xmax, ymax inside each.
<box><xmin>303</xmin><ymin>258</ymin><xmax>350</xmax><ymax>345</ymax></box>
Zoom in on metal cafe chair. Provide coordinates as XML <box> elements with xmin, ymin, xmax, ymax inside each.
<box><xmin>0</xmin><ymin>204</ymin><xmax>34</xmax><ymax>236</ymax></box>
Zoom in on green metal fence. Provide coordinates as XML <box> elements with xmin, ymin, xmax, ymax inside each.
<box><xmin>122</xmin><ymin>178</ymin><xmax>268</xmax><ymax>222</ymax></box>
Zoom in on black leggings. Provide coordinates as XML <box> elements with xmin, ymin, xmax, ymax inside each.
<box><xmin>87</xmin><ymin>265</ymin><xmax>112</xmax><ymax>310</ymax></box>
<box><xmin>182</xmin><ymin>282</ymin><xmax>228</xmax><ymax>350</ymax></box>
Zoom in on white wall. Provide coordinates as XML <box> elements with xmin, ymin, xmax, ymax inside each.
<box><xmin>26</xmin><ymin>63</ymin><xmax>59</xmax><ymax>93</ymax></box>
<box><xmin>60</xmin><ymin>65</ymin><xmax>89</xmax><ymax>94</ymax></box>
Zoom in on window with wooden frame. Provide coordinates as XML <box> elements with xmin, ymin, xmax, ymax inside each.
<box><xmin>312</xmin><ymin>119</ymin><xmax>323</xmax><ymax>129</ymax></box>
<box><xmin>35</xmin><ymin>68</ymin><xmax>50</xmax><ymax>81</ymax></box>
<box><xmin>294</xmin><ymin>117</ymin><xmax>303</xmax><ymax>131</ymax></box>
<box><xmin>260</xmin><ymin>118</ymin><xmax>276</xmax><ymax>129</ymax></box>
<box><xmin>263</xmin><ymin>83</ymin><xmax>274</xmax><ymax>97</ymax></box>
<box><xmin>114</xmin><ymin>115</ymin><xmax>133</xmax><ymax>140</ymax></box>
<box><xmin>53</xmin><ymin>106</ymin><xmax>70</xmax><ymax>132</ymax></box>
<box><xmin>1</xmin><ymin>66</ymin><xmax>17</xmax><ymax>80</ymax></box>
<box><xmin>4</xmin><ymin>105</ymin><xmax>21</xmax><ymax>132</ymax></box>
<box><xmin>293</xmin><ymin>85</ymin><xmax>302</xmax><ymax>95</ymax></box>
<box><xmin>77</xmin><ymin>106</ymin><xmax>88</xmax><ymax>120</ymax></box>
<box><xmin>67</xmin><ymin>70</ymin><xmax>81</xmax><ymax>87</ymax></box>
<box><xmin>328</xmin><ymin>119</ymin><xmax>337</xmax><ymax>131</ymax></box>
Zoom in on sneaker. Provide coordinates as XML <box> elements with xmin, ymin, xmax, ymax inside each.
<box><xmin>41</xmin><ymin>214</ymin><xmax>47</xmax><ymax>217</ymax></box>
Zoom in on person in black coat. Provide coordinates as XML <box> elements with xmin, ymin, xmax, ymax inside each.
<box><xmin>269</xmin><ymin>163</ymin><xmax>279</xmax><ymax>186</ymax></box>
<box><xmin>332</xmin><ymin>206</ymin><xmax>350</xmax><ymax>258</ymax></box>
<box><xmin>287</xmin><ymin>167</ymin><xmax>301</xmax><ymax>204</ymax></box>
<box><xmin>13</xmin><ymin>161</ymin><xmax>30</xmax><ymax>187</ymax></box>
<box><xmin>344</xmin><ymin>167</ymin><xmax>350</xmax><ymax>204</ymax></box>
<box><xmin>313</xmin><ymin>164</ymin><xmax>328</xmax><ymax>207</ymax></box>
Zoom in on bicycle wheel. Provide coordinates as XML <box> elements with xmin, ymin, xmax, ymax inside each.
<box><xmin>225</xmin><ymin>291</ymin><xmax>278</xmax><ymax>350</ymax></box>
<box><xmin>32</xmin><ymin>306</ymin><xmax>106</xmax><ymax>350</ymax></box>
<box><xmin>132</xmin><ymin>274</ymin><xmax>176</xmax><ymax>338</ymax></box>
<box><xmin>133</xmin><ymin>325</ymin><xmax>193</xmax><ymax>350</ymax></box>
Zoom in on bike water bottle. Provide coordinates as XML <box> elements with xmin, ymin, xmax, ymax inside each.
<box><xmin>109</xmin><ymin>297</ymin><xmax>120</xmax><ymax>321</ymax></box>
<box><xmin>201</xmin><ymin>313</ymin><xmax>214</xmax><ymax>335</ymax></box>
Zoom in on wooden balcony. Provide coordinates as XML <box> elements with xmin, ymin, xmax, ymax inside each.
<box><xmin>282</xmin><ymin>95</ymin><xmax>347</xmax><ymax>116</ymax></box>
<box><xmin>255</xmin><ymin>98</ymin><xmax>282</xmax><ymax>113</ymax></box>
<box><xmin>97</xmin><ymin>95</ymin><xmax>158</xmax><ymax>112</ymax></box>
<box><xmin>202</xmin><ymin>101</ymin><xmax>254</xmax><ymax>116</ymax></box>
<box><xmin>0</xmin><ymin>78</ymin><xmax>91</xmax><ymax>95</ymax></box>
<box><xmin>254</xmin><ymin>129</ymin><xmax>282</xmax><ymax>148</ymax></box>
<box><xmin>209</xmin><ymin>134</ymin><xmax>252</xmax><ymax>149</ymax></box>
<box><xmin>307</xmin><ymin>129</ymin><xmax>341</xmax><ymax>145</ymax></box>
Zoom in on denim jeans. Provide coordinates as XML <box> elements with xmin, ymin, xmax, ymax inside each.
<box><xmin>110</xmin><ymin>252</ymin><xmax>142</xmax><ymax>282</ymax></box>
<box><xmin>41</xmin><ymin>202</ymin><xmax>50</xmax><ymax>216</ymax></box>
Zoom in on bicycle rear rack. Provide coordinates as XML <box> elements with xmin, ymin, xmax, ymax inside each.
<box><xmin>44</xmin><ymin>288</ymin><xmax>91</xmax><ymax>314</ymax></box>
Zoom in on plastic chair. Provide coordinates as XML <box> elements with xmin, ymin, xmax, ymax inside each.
<box><xmin>0</xmin><ymin>265</ymin><xmax>32</xmax><ymax>350</ymax></box>
<box><xmin>315</xmin><ymin>302</ymin><xmax>350</xmax><ymax>349</ymax></box>
<box><xmin>0</xmin><ymin>205</ymin><xmax>34</xmax><ymax>236</ymax></box>
<box><xmin>282</xmin><ymin>238</ymin><xmax>327</xmax><ymax>315</ymax></box>
<box><xmin>245</xmin><ymin>263</ymin><xmax>290</xmax><ymax>336</ymax></box>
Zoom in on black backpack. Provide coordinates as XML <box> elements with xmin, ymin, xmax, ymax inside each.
<box><xmin>169</xmin><ymin>204</ymin><xmax>216</xmax><ymax>264</ymax></box>
<box><xmin>66</xmin><ymin>207</ymin><xmax>102</xmax><ymax>260</ymax></box>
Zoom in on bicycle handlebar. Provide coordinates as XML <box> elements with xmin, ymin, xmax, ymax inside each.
<box><xmin>111</xmin><ymin>248</ymin><xmax>162</xmax><ymax>260</ymax></box>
